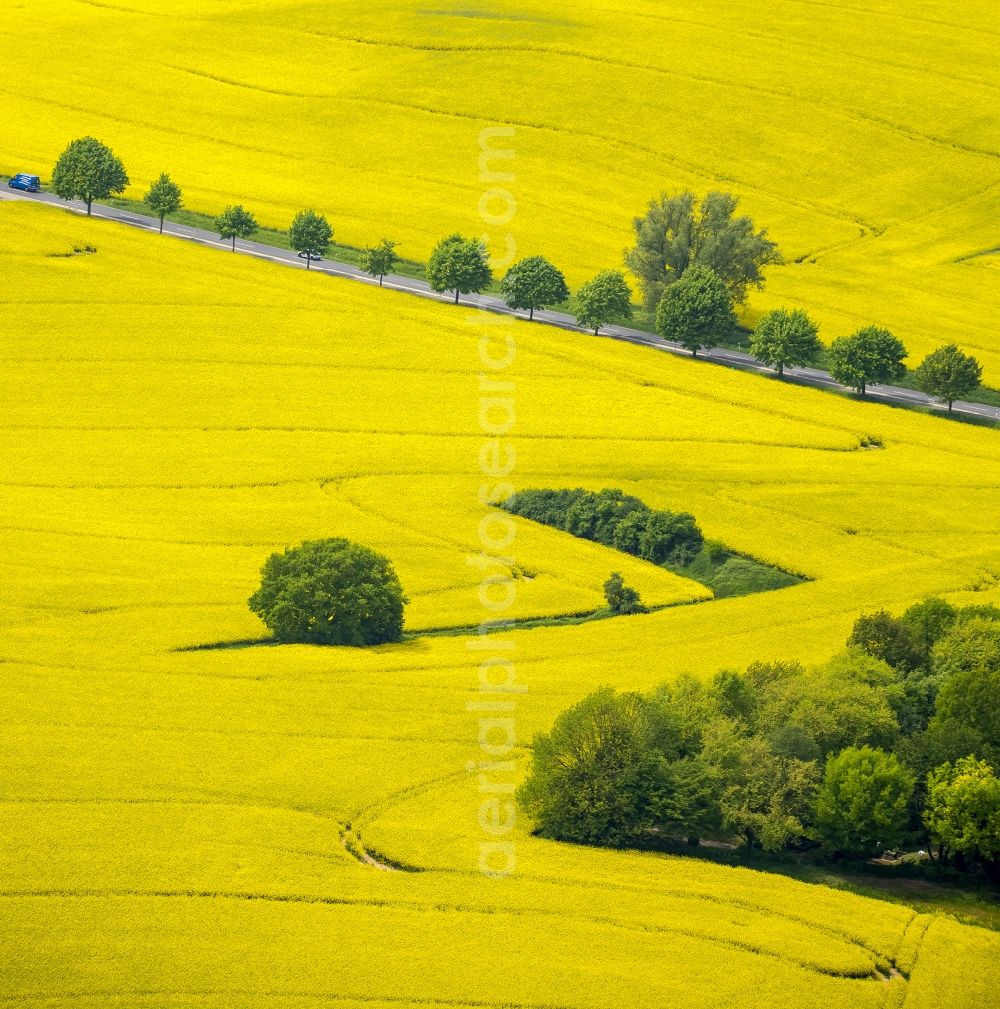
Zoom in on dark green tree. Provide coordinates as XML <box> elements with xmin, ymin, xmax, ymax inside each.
<box><xmin>216</xmin><ymin>205</ymin><xmax>258</xmax><ymax>251</ymax></box>
<box><xmin>289</xmin><ymin>209</ymin><xmax>333</xmax><ymax>270</ymax></box>
<box><xmin>749</xmin><ymin>308</ymin><xmax>822</xmax><ymax>376</ymax></box>
<box><xmin>499</xmin><ymin>255</ymin><xmax>570</xmax><ymax>320</ymax></box>
<box><xmin>603</xmin><ymin>572</ymin><xmax>647</xmax><ymax>615</ymax></box>
<box><xmin>359</xmin><ymin>238</ymin><xmax>398</xmax><ymax>286</ymax></box>
<box><xmin>828</xmin><ymin>326</ymin><xmax>907</xmax><ymax>395</ymax></box>
<box><xmin>813</xmin><ymin>746</ymin><xmax>915</xmax><ymax>856</ymax></box>
<box><xmin>848</xmin><ymin>610</ymin><xmax>921</xmax><ymax>672</ymax></box>
<box><xmin>701</xmin><ymin>719</ymin><xmax>817</xmax><ymax>851</ymax></box>
<box><xmin>574</xmin><ymin>270</ymin><xmax>633</xmax><ymax>335</ymax></box>
<box><xmin>143</xmin><ymin>172</ymin><xmax>182</xmax><ymax>233</ymax></box>
<box><xmin>517</xmin><ymin>687</ymin><xmax>668</xmax><ymax>846</ymax></box>
<box><xmin>914</xmin><ymin>344</ymin><xmax>983</xmax><ymax>412</ymax></box>
<box><xmin>655</xmin><ymin>265</ymin><xmax>736</xmax><ymax>356</ymax></box>
<box><xmin>248</xmin><ymin>538</ymin><xmax>406</xmax><ymax>646</ymax></box>
<box><xmin>51</xmin><ymin>136</ymin><xmax>129</xmax><ymax>216</ymax></box>
<box><xmin>427</xmin><ymin>234</ymin><xmax>493</xmax><ymax>304</ymax></box>
<box><xmin>625</xmin><ymin>190</ymin><xmax>782</xmax><ymax>310</ymax></box>
<box><xmin>901</xmin><ymin>596</ymin><xmax>958</xmax><ymax>667</ymax></box>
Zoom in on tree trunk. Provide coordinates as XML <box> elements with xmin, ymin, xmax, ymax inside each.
<box><xmin>306</xmin><ymin>256</ymin><xmax>311</xmax><ymax>271</ymax></box>
<box><xmin>159</xmin><ymin>215</ymin><xmax>165</xmax><ymax>234</ymax></box>
<box><xmin>860</xmin><ymin>380</ymin><xmax>866</xmax><ymax>395</ymax></box>
<box><xmin>454</xmin><ymin>289</ymin><xmax>460</xmax><ymax>304</ymax></box>
<box><xmin>948</xmin><ymin>400</ymin><xmax>954</xmax><ymax>412</ymax></box>
<box><xmin>379</xmin><ymin>274</ymin><xmax>384</xmax><ymax>287</ymax></box>
<box><xmin>86</xmin><ymin>199</ymin><xmax>93</xmax><ymax>216</ymax></box>
<box><xmin>692</xmin><ymin>347</ymin><xmax>698</xmax><ymax>357</ymax></box>
<box><xmin>594</xmin><ymin>326</ymin><xmax>600</xmax><ymax>335</ymax></box>
<box><xmin>231</xmin><ymin>235</ymin><xmax>236</xmax><ymax>251</ymax></box>
<box><xmin>529</xmin><ymin>307</ymin><xmax>534</xmax><ymax>321</ymax></box>
<box><xmin>778</xmin><ymin>362</ymin><xmax>784</xmax><ymax>377</ymax></box>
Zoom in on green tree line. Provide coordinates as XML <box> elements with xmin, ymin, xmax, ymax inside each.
<box><xmin>520</xmin><ymin>596</ymin><xmax>1000</xmax><ymax>880</ymax></box>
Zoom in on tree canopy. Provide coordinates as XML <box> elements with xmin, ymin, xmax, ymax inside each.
<box><xmin>914</xmin><ymin>344</ymin><xmax>983</xmax><ymax>411</ymax></box>
<box><xmin>625</xmin><ymin>190</ymin><xmax>782</xmax><ymax>310</ymax></box>
<box><xmin>499</xmin><ymin>256</ymin><xmax>570</xmax><ymax>320</ymax></box>
<box><xmin>427</xmin><ymin>234</ymin><xmax>493</xmax><ymax>303</ymax></box>
<box><xmin>248</xmin><ymin>538</ymin><xmax>406</xmax><ymax>646</ymax></box>
<box><xmin>655</xmin><ymin>265</ymin><xmax>736</xmax><ymax>356</ymax></box>
<box><xmin>216</xmin><ymin>205</ymin><xmax>258</xmax><ymax>251</ymax></box>
<box><xmin>925</xmin><ymin>757</ymin><xmax>1000</xmax><ymax>871</ymax></box>
<box><xmin>813</xmin><ymin>746</ymin><xmax>914</xmax><ymax>856</ymax></box>
<box><xmin>51</xmin><ymin>136</ymin><xmax>129</xmax><ymax>216</ymax></box>
<box><xmin>828</xmin><ymin>326</ymin><xmax>907</xmax><ymax>395</ymax></box>
<box><xmin>574</xmin><ymin>270</ymin><xmax>632</xmax><ymax>334</ymax></box>
<box><xmin>749</xmin><ymin>308</ymin><xmax>822</xmax><ymax>376</ymax></box>
<box><xmin>359</xmin><ymin>238</ymin><xmax>398</xmax><ymax>286</ymax></box>
<box><xmin>143</xmin><ymin>173</ymin><xmax>182</xmax><ymax>233</ymax></box>
<box><xmin>289</xmin><ymin>209</ymin><xmax>333</xmax><ymax>269</ymax></box>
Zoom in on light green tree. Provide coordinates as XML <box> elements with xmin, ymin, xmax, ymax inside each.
<box><xmin>914</xmin><ymin>344</ymin><xmax>983</xmax><ymax>412</ymax></box>
<box><xmin>574</xmin><ymin>270</ymin><xmax>632</xmax><ymax>335</ymax></box>
<box><xmin>215</xmin><ymin>205</ymin><xmax>258</xmax><ymax>251</ymax></box>
<box><xmin>813</xmin><ymin>746</ymin><xmax>914</xmax><ymax>856</ymax></box>
<box><xmin>427</xmin><ymin>234</ymin><xmax>493</xmax><ymax>304</ymax></box>
<box><xmin>749</xmin><ymin>308</ymin><xmax>821</xmax><ymax>376</ymax></box>
<box><xmin>359</xmin><ymin>238</ymin><xmax>398</xmax><ymax>286</ymax></box>
<box><xmin>143</xmin><ymin>173</ymin><xmax>182</xmax><ymax>233</ymax></box>
<box><xmin>289</xmin><ymin>209</ymin><xmax>333</xmax><ymax>270</ymax></box>
<box><xmin>925</xmin><ymin>757</ymin><xmax>1000</xmax><ymax>871</ymax></box>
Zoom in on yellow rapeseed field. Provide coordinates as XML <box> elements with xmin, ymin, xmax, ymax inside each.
<box><xmin>1</xmin><ymin>0</ymin><xmax>999</xmax><ymax>376</ymax></box>
<box><xmin>2</xmin><ymin>200</ymin><xmax>1000</xmax><ymax>1006</ymax></box>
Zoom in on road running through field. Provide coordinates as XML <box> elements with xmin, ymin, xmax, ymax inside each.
<box><xmin>3</xmin><ymin>186</ymin><xmax>996</xmax><ymax>424</ymax></box>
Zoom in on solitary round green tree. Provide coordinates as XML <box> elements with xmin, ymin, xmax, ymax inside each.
<box><xmin>828</xmin><ymin>326</ymin><xmax>907</xmax><ymax>395</ymax></box>
<box><xmin>143</xmin><ymin>173</ymin><xmax>182</xmax><ymax>233</ymax></box>
<box><xmin>51</xmin><ymin>136</ymin><xmax>129</xmax><ymax>216</ymax></box>
<box><xmin>914</xmin><ymin>344</ymin><xmax>982</xmax><ymax>412</ymax></box>
<box><xmin>813</xmin><ymin>746</ymin><xmax>914</xmax><ymax>856</ymax></box>
<box><xmin>216</xmin><ymin>205</ymin><xmax>258</xmax><ymax>251</ymax></box>
<box><xmin>500</xmin><ymin>255</ymin><xmax>570</xmax><ymax>320</ymax></box>
<box><xmin>289</xmin><ymin>209</ymin><xmax>333</xmax><ymax>270</ymax></box>
<box><xmin>427</xmin><ymin>234</ymin><xmax>493</xmax><ymax>304</ymax></box>
<box><xmin>655</xmin><ymin>265</ymin><xmax>736</xmax><ymax>356</ymax></box>
<box><xmin>574</xmin><ymin>270</ymin><xmax>632</xmax><ymax>335</ymax></box>
<box><xmin>248</xmin><ymin>538</ymin><xmax>407</xmax><ymax>646</ymax></box>
<box><xmin>749</xmin><ymin>308</ymin><xmax>821</xmax><ymax>376</ymax></box>
<box><xmin>359</xmin><ymin>238</ymin><xmax>398</xmax><ymax>286</ymax></box>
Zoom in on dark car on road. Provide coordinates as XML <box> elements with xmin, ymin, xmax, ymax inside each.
<box><xmin>8</xmin><ymin>173</ymin><xmax>41</xmax><ymax>192</ymax></box>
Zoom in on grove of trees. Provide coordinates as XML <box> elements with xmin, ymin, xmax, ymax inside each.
<box><xmin>519</xmin><ymin>596</ymin><xmax>1000</xmax><ymax>880</ymax></box>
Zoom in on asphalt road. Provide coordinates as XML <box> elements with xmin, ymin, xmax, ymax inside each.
<box><xmin>3</xmin><ymin>185</ymin><xmax>996</xmax><ymax>424</ymax></box>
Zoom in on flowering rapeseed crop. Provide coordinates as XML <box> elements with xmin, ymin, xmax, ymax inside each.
<box><xmin>1</xmin><ymin>0</ymin><xmax>998</xmax><ymax>376</ymax></box>
<box><xmin>1</xmin><ymin>201</ymin><xmax>999</xmax><ymax>1006</ymax></box>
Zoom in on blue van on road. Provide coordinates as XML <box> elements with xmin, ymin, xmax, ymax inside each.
<box><xmin>8</xmin><ymin>173</ymin><xmax>41</xmax><ymax>192</ymax></box>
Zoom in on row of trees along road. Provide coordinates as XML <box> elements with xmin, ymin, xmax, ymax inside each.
<box><xmin>44</xmin><ymin>137</ymin><xmax>985</xmax><ymax>408</ymax></box>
